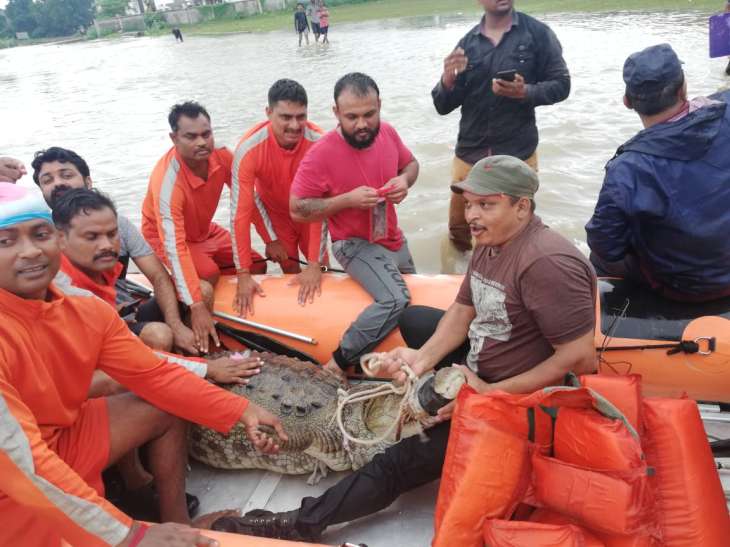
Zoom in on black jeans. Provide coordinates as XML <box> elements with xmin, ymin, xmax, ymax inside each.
<box><xmin>295</xmin><ymin>305</ymin><xmax>470</xmax><ymax>537</ymax></box>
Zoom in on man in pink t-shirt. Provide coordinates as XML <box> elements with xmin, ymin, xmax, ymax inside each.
<box><xmin>290</xmin><ymin>72</ymin><xmax>420</xmax><ymax>375</ymax></box>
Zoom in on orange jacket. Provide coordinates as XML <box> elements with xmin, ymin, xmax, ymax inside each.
<box><xmin>141</xmin><ymin>147</ymin><xmax>233</xmax><ymax>305</ymax></box>
<box><xmin>231</xmin><ymin>121</ymin><xmax>324</xmax><ymax>270</ymax></box>
<box><xmin>58</xmin><ymin>254</ymin><xmax>123</xmax><ymax>307</ymax></box>
<box><xmin>0</xmin><ymin>284</ymin><xmax>248</xmax><ymax>546</ymax></box>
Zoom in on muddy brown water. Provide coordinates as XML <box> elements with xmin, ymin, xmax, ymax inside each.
<box><xmin>2</xmin><ymin>11</ymin><xmax>728</xmax><ymax>272</ymax></box>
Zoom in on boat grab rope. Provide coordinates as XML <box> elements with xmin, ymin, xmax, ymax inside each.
<box><xmin>599</xmin><ymin>338</ymin><xmax>716</xmax><ymax>355</ymax></box>
<box><xmin>334</xmin><ymin>353</ymin><xmax>422</xmax><ymax>447</ymax></box>
<box><xmin>598</xmin><ymin>298</ymin><xmax>717</xmax><ymax>356</ymax></box>
<box><xmin>251</xmin><ymin>255</ymin><xmax>346</xmax><ymax>274</ymax></box>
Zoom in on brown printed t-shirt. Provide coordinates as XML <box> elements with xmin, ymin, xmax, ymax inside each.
<box><xmin>456</xmin><ymin>216</ymin><xmax>596</xmax><ymax>383</ymax></box>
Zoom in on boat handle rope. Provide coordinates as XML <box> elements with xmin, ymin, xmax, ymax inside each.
<box><xmin>334</xmin><ymin>353</ymin><xmax>420</xmax><ymax>448</ymax></box>
<box><xmin>251</xmin><ymin>255</ymin><xmax>346</xmax><ymax>274</ymax></box>
<box><xmin>598</xmin><ymin>337</ymin><xmax>716</xmax><ymax>355</ymax></box>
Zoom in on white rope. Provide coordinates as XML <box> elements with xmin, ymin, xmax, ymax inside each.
<box><xmin>335</xmin><ymin>352</ymin><xmax>419</xmax><ymax>447</ymax></box>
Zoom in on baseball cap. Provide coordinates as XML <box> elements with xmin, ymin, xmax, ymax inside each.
<box><xmin>623</xmin><ymin>43</ymin><xmax>683</xmax><ymax>95</ymax></box>
<box><xmin>451</xmin><ymin>155</ymin><xmax>538</xmax><ymax>199</ymax></box>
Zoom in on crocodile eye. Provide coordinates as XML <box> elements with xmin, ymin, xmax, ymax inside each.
<box><xmin>271</xmin><ymin>393</ymin><xmax>280</xmax><ymax>400</ymax></box>
<box><xmin>311</xmin><ymin>401</ymin><xmax>323</xmax><ymax>409</ymax></box>
<box><xmin>281</xmin><ymin>403</ymin><xmax>292</xmax><ymax>415</ymax></box>
<box><xmin>295</xmin><ymin>405</ymin><xmax>307</xmax><ymax>417</ymax></box>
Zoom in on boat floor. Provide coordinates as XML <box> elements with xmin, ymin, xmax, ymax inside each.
<box><xmin>187</xmin><ymin>422</ymin><xmax>730</xmax><ymax>547</ymax></box>
<box><xmin>188</xmin><ymin>463</ymin><xmax>439</xmax><ymax>546</ymax></box>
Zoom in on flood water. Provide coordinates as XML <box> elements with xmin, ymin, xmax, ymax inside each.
<box><xmin>2</xmin><ymin>10</ymin><xmax>728</xmax><ymax>272</ymax></box>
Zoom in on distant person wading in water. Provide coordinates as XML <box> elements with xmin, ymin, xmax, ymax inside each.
<box><xmin>726</xmin><ymin>0</ymin><xmax>730</xmax><ymax>75</ymax></box>
<box><xmin>307</xmin><ymin>0</ymin><xmax>321</xmax><ymax>42</ymax></box>
<box><xmin>294</xmin><ymin>3</ymin><xmax>310</xmax><ymax>47</ymax></box>
<box><xmin>318</xmin><ymin>1</ymin><xmax>330</xmax><ymax>44</ymax></box>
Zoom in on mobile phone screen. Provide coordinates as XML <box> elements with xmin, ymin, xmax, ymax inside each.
<box><xmin>496</xmin><ymin>69</ymin><xmax>517</xmax><ymax>82</ymax></box>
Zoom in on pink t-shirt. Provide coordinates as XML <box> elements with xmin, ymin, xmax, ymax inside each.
<box><xmin>291</xmin><ymin>121</ymin><xmax>414</xmax><ymax>251</ymax></box>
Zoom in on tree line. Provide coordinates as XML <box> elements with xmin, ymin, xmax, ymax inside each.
<box><xmin>1</xmin><ymin>0</ymin><xmax>148</xmax><ymax>40</ymax></box>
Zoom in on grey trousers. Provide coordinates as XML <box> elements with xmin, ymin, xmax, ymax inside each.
<box><xmin>331</xmin><ymin>237</ymin><xmax>416</xmax><ymax>367</ymax></box>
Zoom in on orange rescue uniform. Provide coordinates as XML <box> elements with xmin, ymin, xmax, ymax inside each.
<box><xmin>58</xmin><ymin>253</ymin><xmax>122</xmax><ymax>307</ymax></box>
<box><xmin>231</xmin><ymin>121</ymin><xmax>325</xmax><ymax>271</ymax></box>
<box><xmin>0</xmin><ymin>285</ymin><xmax>248</xmax><ymax>546</ymax></box>
<box><xmin>141</xmin><ymin>147</ymin><xmax>264</xmax><ymax>305</ymax></box>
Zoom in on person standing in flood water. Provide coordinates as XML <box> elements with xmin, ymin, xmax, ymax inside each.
<box><xmin>294</xmin><ymin>3</ymin><xmax>310</xmax><ymax>47</ymax></box>
<box><xmin>318</xmin><ymin>1</ymin><xmax>330</xmax><ymax>44</ymax></box>
<box><xmin>307</xmin><ymin>0</ymin><xmax>321</xmax><ymax>42</ymax></box>
<box><xmin>725</xmin><ymin>0</ymin><xmax>730</xmax><ymax>75</ymax></box>
<box><xmin>432</xmin><ymin>0</ymin><xmax>570</xmax><ymax>273</ymax></box>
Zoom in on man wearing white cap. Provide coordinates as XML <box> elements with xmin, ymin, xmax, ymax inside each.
<box><xmin>0</xmin><ymin>183</ymin><xmax>287</xmax><ymax>546</ymax></box>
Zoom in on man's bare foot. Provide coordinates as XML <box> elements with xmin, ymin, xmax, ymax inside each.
<box><xmin>193</xmin><ymin>509</ymin><xmax>241</xmax><ymax>529</ymax></box>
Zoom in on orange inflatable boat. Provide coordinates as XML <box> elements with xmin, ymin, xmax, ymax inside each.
<box><xmin>126</xmin><ymin>273</ymin><xmax>730</xmax><ymax>402</ymax></box>
<box><xmin>210</xmin><ymin>273</ymin><xmax>461</xmax><ymax>365</ymax></box>
<box><xmin>595</xmin><ymin>279</ymin><xmax>730</xmax><ymax>403</ymax></box>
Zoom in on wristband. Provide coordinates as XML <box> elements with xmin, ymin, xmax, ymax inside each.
<box><xmin>128</xmin><ymin>524</ymin><xmax>149</xmax><ymax>547</ymax></box>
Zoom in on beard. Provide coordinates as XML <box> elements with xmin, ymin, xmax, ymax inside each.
<box><xmin>341</xmin><ymin>123</ymin><xmax>380</xmax><ymax>150</ymax></box>
<box><xmin>49</xmin><ymin>184</ymin><xmax>73</xmax><ymax>207</ymax></box>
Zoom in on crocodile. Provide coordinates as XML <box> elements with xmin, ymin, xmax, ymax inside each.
<box><xmin>188</xmin><ymin>351</ymin><xmax>464</xmax><ymax>484</ymax></box>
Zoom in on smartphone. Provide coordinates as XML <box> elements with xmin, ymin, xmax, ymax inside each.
<box><xmin>495</xmin><ymin>69</ymin><xmax>517</xmax><ymax>82</ymax></box>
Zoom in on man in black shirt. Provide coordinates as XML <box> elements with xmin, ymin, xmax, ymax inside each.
<box><xmin>432</xmin><ymin>0</ymin><xmax>570</xmax><ymax>266</ymax></box>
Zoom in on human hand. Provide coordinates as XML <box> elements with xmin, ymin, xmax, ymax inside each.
<box><xmin>0</xmin><ymin>157</ymin><xmax>27</xmax><ymax>183</ymax></box>
<box><xmin>377</xmin><ymin>347</ymin><xmax>421</xmax><ymax>384</ymax></box>
<box><xmin>119</xmin><ymin>522</ymin><xmax>218</xmax><ymax>546</ymax></box>
<box><xmin>492</xmin><ymin>73</ymin><xmax>527</xmax><ymax>99</ymax></box>
<box><xmin>239</xmin><ymin>402</ymin><xmax>288</xmax><ymax>454</ymax></box>
<box><xmin>206</xmin><ymin>354</ymin><xmax>262</xmax><ymax>384</ymax></box>
<box><xmin>170</xmin><ymin>322</ymin><xmax>199</xmax><ymax>355</ymax></box>
<box><xmin>265</xmin><ymin>240</ymin><xmax>289</xmax><ymax>263</ymax></box>
<box><xmin>435</xmin><ymin>400</ymin><xmax>455</xmax><ymax>423</ymax></box>
<box><xmin>453</xmin><ymin>364</ymin><xmax>490</xmax><ymax>393</ymax></box>
<box><xmin>346</xmin><ymin>186</ymin><xmax>380</xmax><ymax>210</ymax></box>
<box><xmin>441</xmin><ymin>47</ymin><xmax>468</xmax><ymax>89</ymax></box>
<box><xmin>233</xmin><ymin>272</ymin><xmax>265</xmax><ymax>317</ymax></box>
<box><xmin>288</xmin><ymin>263</ymin><xmax>322</xmax><ymax>305</ymax></box>
<box><xmin>189</xmin><ymin>302</ymin><xmax>220</xmax><ymax>354</ymax></box>
<box><xmin>379</xmin><ymin>175</ymin><xmax>409</xmax><ymax>204</ymax></box>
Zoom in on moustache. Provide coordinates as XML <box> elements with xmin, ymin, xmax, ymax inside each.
<box><xmin>94</xmin><ymin>251</ymin><xmax>119</xmax><ymax>261</ymax></box>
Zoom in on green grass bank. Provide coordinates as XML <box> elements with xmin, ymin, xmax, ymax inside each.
<box><xmin>183</xmin><ymin>0</ymin><xmax>723</xmax><ymax>35</ymax></box>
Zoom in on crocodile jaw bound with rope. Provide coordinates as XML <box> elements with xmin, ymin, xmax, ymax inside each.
<box><xmin>188</xmin><ymin>351</ymin><xmax>465</xmax><ymax>484</ymax></box>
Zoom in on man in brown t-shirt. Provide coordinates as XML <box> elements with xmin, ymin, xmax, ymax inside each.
<box><xmin>211</xmin><ymin>155</ymin><xmax>597</xmax><ymax>541</ymax></box>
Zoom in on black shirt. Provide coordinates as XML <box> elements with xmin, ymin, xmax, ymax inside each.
<box><xmin>294</xmin><ymin>11</ymin><xmax>309</xmax><ymax>32</ymax></box>
<box><xmin>432</xmin><ymin>12</ymin><xmax>570</xmax><ymax>164</ymax></box>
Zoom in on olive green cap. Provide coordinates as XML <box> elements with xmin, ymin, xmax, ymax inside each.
<box><xmin>451</xmin><ymin>155</ymin><xmax>539</xmax><ymax>199</ymax></box>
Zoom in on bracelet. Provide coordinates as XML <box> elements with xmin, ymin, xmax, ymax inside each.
<box><xmin>127</xmin><ymin>524</ymin><xmax>149</xmax><ymax>547</ymax></box>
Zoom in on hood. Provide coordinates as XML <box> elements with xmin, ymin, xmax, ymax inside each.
<box><xmin>618</xmin><ymin>101</ymin><xmax>727</xmax><ymax>161</ymax></box>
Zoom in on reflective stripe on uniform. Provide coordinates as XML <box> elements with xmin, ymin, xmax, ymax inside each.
<box><xmin>231</xmin><ymin>125</ymin><xmax>270</xmax><ymax>270</ymax></box>
<box><xmin>0</xmin><ymin>393</ymin><xmax>130</xmax><ymax>545</ymax></box>
<box><xmin>154</xmin><ymin>351</ymin><xmax>207</xmax><ymax>378</ymax></box>
<box><xmin>159</xmin><ymin>158</ymin><xmax>195</xmax><ymax>305</ymax></box>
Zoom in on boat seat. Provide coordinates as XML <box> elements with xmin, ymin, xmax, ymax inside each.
<box><xmin>598</xmin><ymin>279</ymin><xmax>730</xmax><ymax>341</ymax></box>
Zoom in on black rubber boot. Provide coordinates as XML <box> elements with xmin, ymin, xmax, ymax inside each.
<box><xmin>211</xmin><ymin>509</ymin><xmax>318</xmax><ymax>541</ymax></box>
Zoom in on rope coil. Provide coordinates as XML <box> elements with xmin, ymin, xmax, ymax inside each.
<box><xmin>334</xmin><ymin>353</ymin><xmax>420</xmax><ymax>447</ymax></box>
